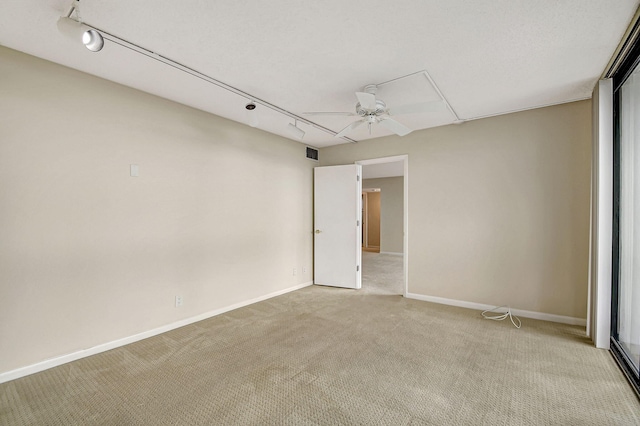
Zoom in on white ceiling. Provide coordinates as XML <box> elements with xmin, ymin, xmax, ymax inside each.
<box><xmin>1</xmin><ymin>1</ymin><xmax>638</xmax><ymax>148</ymax></box>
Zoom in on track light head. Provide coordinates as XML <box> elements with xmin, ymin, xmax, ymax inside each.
<box><xmin>82</xmin><ymin>29</ymin><xmax>104</xmax><ymax>52</ymax></box>
<box><xmin>287</xmin><ymin>122</ymin><xmax>305</xmax><ymax>140</ymax></box>
<box><xmin>57</xmin><ymin>17</ymin><xmax>104</xmax><ymax>52</ymax></box>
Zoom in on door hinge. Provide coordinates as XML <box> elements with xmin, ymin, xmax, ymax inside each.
<box><xmin>357</xmin><ymin>265</ymin><xmax>360</xmax><ymax>272</ymax></box>
<box><xmin>357</xmin><ymin>220</ymin><xmax>360</xmax><ymax>226</ymax></box>
<box><xmin>357</xmin><ymin>175</ymin><xmax>360</xmax><ymax>181</ymax></box>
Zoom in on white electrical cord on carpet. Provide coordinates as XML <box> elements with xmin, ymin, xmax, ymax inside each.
<box><xmin>481</xmin><ymin>305</ymin><xmax>521</xmax><ymax>328</ymax></box>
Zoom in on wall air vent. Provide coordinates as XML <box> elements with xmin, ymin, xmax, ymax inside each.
<box><xmin>306</xmin><ymin>146</ymin><xmax>319</xmax><ymax>162</ymax></box>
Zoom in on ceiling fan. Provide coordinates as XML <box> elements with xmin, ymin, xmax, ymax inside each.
<box><xmin>304</xmin><ymin>84</ymin><xmax>446</xmax><ymax>138</ymax></box>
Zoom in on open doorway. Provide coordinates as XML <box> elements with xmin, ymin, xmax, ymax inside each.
<box><xmin>356</xmin><ymin>156</ymin><xmax>407</xmax><ymax>296</ymax></box>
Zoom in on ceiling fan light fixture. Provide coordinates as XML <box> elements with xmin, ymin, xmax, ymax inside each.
<box><xmin>314</xmin><ymin>84</ymin><xmax>432</xmax><ymax>138</ymax></box>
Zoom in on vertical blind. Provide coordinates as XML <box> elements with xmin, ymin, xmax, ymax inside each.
<box><xmin>618</xmin><ymin>67</ymin><xmax>640</xmax><ymax>370</ymax></box>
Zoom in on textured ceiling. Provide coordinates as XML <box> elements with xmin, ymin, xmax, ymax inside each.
<box><xmin>1</xmin><ymin>0</ymin><xmax>638</xmax><ymax>147</ymax></box>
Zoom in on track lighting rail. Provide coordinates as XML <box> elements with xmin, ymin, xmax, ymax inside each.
<box><xmin>60</xmin><ymin>13</ymin><xmax>357</xmax><ymax>143</ymax></box>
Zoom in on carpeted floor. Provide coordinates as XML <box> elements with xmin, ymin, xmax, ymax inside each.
<box><xmin>362</xmin><ymin>251</ymin><xmax>404</xmax><ymax>295</ymax></box>
<box><xmin>1</xmin><ymin>254</ymin><xmax>639</xmax><ymax>425</ymax></box>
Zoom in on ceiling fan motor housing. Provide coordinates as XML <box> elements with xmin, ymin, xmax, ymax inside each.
<box><xmin>356</xmin><ymin>99</ymin><xmax>387</xmax><ymax>116</ymax></box>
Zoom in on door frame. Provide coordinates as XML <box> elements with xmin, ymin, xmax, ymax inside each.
<box><xmin>355</xmin><ymin>155</ymin><xmax>408</xmax><ymax>297</ymax></box>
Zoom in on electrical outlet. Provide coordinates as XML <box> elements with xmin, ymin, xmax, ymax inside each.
<box><xmin>303</xmin><ymin>266</ymin><xmax>307</xmax><ymax>274</ymax></box>
<box><xmin>293</xmin><ymin>268</ymin><xmax>297</xmax><ymax>276</ymax></box>
<box><xmin>175</xmin><ymin>295</ymin><xmax>183</xmax><ymax>307</ymax></box>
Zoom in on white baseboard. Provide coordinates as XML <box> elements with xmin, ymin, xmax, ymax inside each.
<box><xmin>379</xmin><ymin>251</ymin><xmax>403</xmax><ymax>256</ymax></box>
<box><xmin>0</xmin><ymin>281</ymin><xmax>313</xmax><ymax>384</ymax></box>
<box><xmin>405</xmin><ymin>293</ymin><xmax>586</xmax><ymax>326</ymax></box>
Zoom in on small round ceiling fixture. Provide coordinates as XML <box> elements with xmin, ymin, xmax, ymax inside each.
<box><xmin>245</xmin><ymin>102</ymin><xmax>256</xmax><ymax>110</ymax></box>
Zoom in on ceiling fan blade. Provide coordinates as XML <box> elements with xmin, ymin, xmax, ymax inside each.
<box><xmin>379</xmin><ymin>118</ymin><xmax>412</xmax><ymax>136</ymax></box>
<box><xmin>355</xmin><ymin>92</ymin><xmax>377</xmax><ymax>110</ymax></box>
<box><xmin>335</xmin><ymin>120</ymin><xmax>365</xmax><ymax>138</ymax></box>
<box><xmin>388</xmin><ymin>100</ymin><xmax>447</xmax><ymax>115</ymax></box>
<box><xmin>302</xmin><ymin>112</ymin><xmax>357</xmax><ymax>116</ymax></box>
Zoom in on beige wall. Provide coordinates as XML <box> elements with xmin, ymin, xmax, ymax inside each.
<box><xmin>363</xmin><ymin>177</ymin><xmax>404</xmax><ymax>254</ymax></box>
<box><xmin>0</xmin><ymin>47</ymin><xmax>314</xmax><ymax>374</ymax></box>
<box><xmin>322</xmin><ymin>101</ymin><xmax>592</xmax><ymax>319</ymax></box>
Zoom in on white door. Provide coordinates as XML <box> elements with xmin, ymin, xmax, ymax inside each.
<box><xmin>314</xmin><ymin>165</ymin><xmax>362</xmax><ymax>289</ymax></box>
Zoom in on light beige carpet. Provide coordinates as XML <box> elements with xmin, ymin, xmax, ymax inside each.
<box><xmin>1</xmin><ymin>258</ymin><xmax>639</xmax><ymax>424</ymax></box>
<box><xmin>362</xmin><ymin>251</ymin><xmax>403</xmax><ymax>295</ymax></box>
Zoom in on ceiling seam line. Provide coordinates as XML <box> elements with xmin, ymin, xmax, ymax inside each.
<box><xmin>376</xmin><ymin>70</ymin><xmax>429</xmax><ymax>87</ymax></box>
<box><xmin>462</xmin><ymin>96</ymin><xmax>591</xmax><ymax>122</ymax></box>
<box><xmin>422</xmin><ymin>70</ymin><xmax>461</xmax><ymax>122</ymax></box>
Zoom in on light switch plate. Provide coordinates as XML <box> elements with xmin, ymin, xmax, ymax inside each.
<box><xmin>130</xmin><ymin>164</ymin><xmax>139</xmax><ymax>177</ymax></box>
